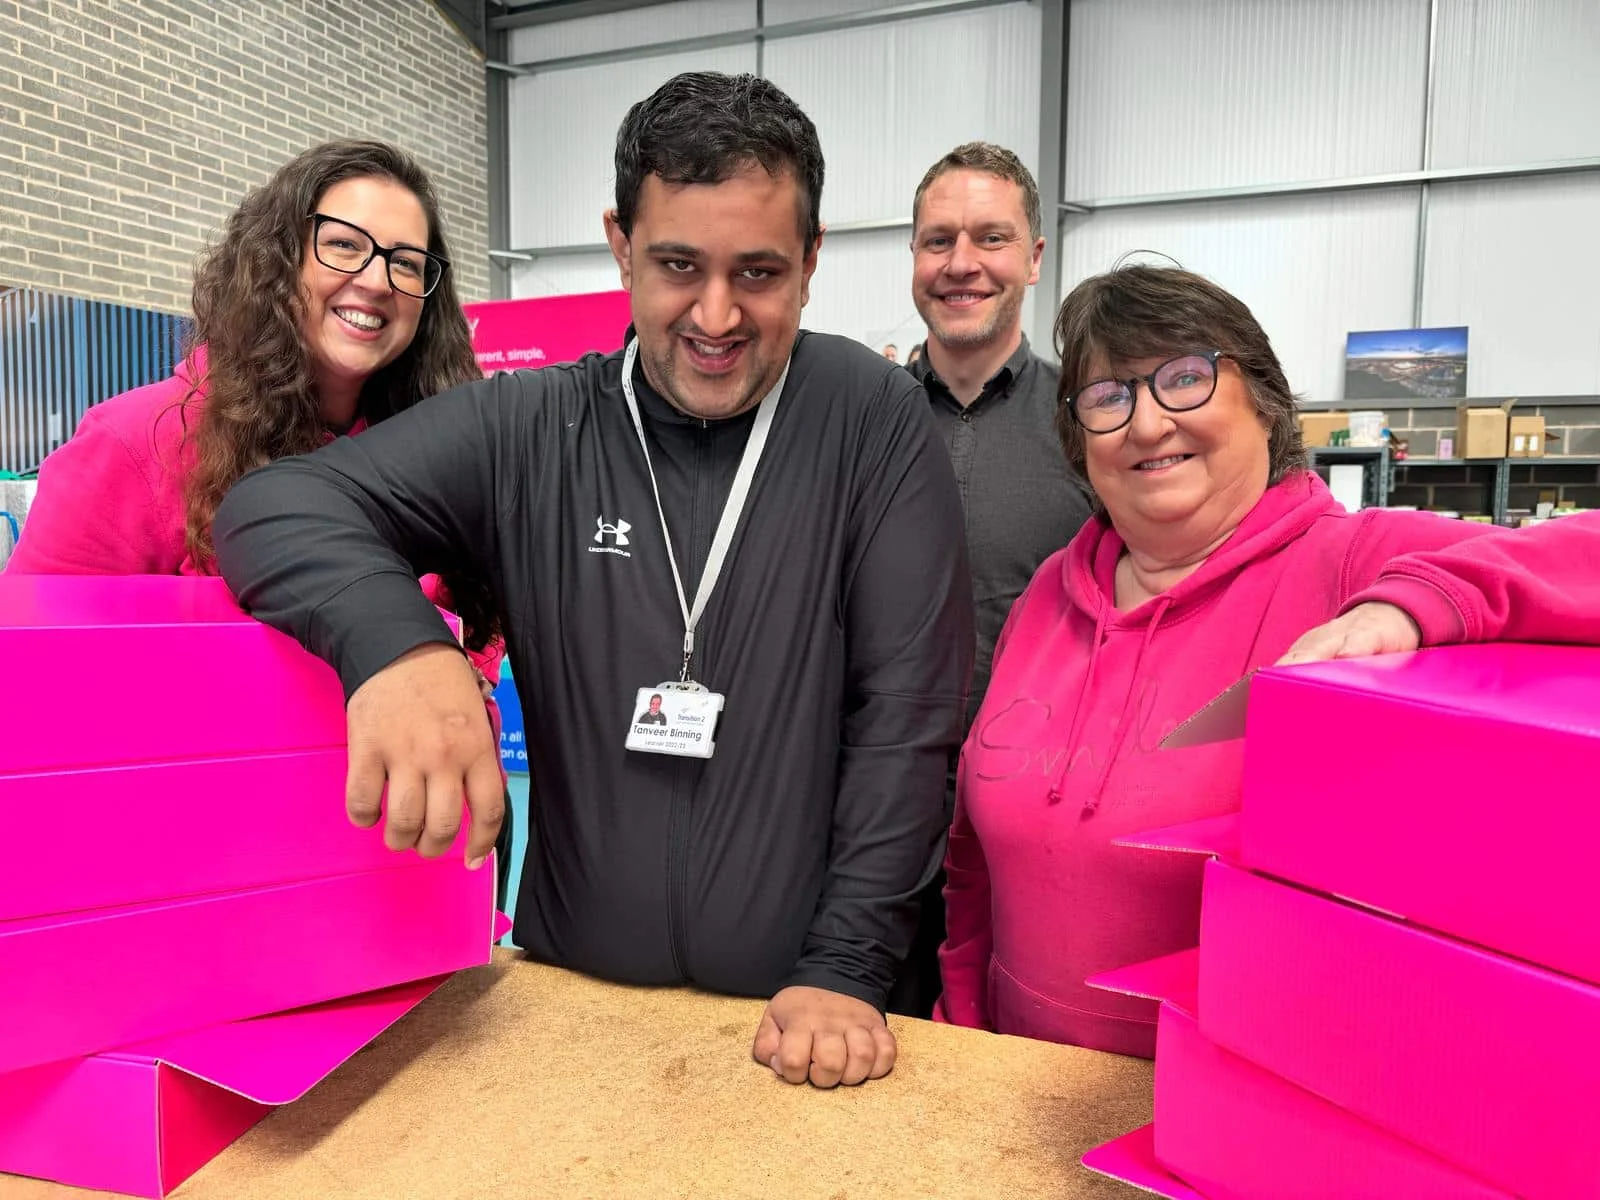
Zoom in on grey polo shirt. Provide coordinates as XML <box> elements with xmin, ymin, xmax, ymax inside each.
<box><xmin>910</xmin><ymin>335</ymin><xmax>1094</xmax><ymax>733</ymax></box>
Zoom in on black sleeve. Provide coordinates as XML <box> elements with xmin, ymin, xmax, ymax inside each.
<box><xmin>213</xmin><ymin>373</ymin><xmax>525</xmax><ymax>700</ymax></box>
<box><xmin>783</xmin><ymin>374</ymin><xmax>975</xmax><ymax>1009</ymax></box>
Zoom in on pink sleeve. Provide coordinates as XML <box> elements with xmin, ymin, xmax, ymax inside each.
<box><xmin>417</xmin><ymin>573</ymin><xmax>506</xmax><ymax>680</ymax></box>
<box><xmin>934</xmin><ymin>756</ymin><xmax>993</xmax><ymax>1029</ymax></box>
<box><xmin>4</xmin><ymin>406</ymin><xmax>170</xmax><ymax>575</ymax></box>
<box><xmin>1341</xmin><ymin>509</ymin><xmax>1600</xmax><ymax>646</ymax></box>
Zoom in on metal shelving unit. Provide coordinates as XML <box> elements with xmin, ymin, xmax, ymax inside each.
<box><xmin>1350</xmin><ymin>455</ymin><xmax>1600</xmax><ymax>524</ymax></box>
<box><xmin>1308</xmin><ymin>445</ymin><xmax>1391</xmax><ymax>508</ymax></box>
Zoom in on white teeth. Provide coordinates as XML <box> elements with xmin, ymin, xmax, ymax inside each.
<box><xmin>691</xmin><ymin>340</ymin><xmax>734</xmax><ymax>356</ymax></box>
<box><xmin>1138</xmin><ymin>456</ymin><xmax>1188</xmax><ymax>470</ymax></box>
<box><xmin>335</xmin><ymin>308</ymin><xmax>384</xmax><ymax>331</ymax></box>
<box><xmin>944</xmin><ymin>293</ymin><xmax>986</xmax><ymax>302</ymax></box>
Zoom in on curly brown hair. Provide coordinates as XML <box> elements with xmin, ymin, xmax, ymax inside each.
<box><xmin>1053</xmin><ymin>263</ymin><xmax>1307</xmax><ymax>494</ymax></box>
<box><xmin>180</xmin><ymin>139</ymin><xmax>498</xmax><ymax>650</ymax></box>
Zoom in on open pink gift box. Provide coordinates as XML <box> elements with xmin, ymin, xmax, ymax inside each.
<box><xmin>0</xmin><ymin>575</ymin><xmax>499</xmax><ymax>1195</ymax></box>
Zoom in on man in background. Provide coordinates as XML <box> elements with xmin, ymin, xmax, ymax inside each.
<box><xmin>891</xmin><ymin>142</ymin><xmax>1093</xmax><ymax>1016</ymax></box>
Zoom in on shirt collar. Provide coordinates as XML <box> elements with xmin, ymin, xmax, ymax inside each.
<box><xmin>912</xmin><ymin>333</ymin><xmax>1035</xmax><ymax>410</ymax></box>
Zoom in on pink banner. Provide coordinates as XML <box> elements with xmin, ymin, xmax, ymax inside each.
<box><xmin>465</xmin><ymin>290</ymin><xmax>632</xmax><ymax>373</ymax></box>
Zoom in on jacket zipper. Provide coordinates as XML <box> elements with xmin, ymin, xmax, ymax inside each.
<box><xmin>665</xmin><ymin>420</ymin><xmax>708</xmax><ymax>979</ymax></box>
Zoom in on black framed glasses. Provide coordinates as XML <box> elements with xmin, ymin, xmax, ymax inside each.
<box><xmin>308</xmin><ymin>214</ymin><xmax>448</xmax><ymax>299</ymax></box>
<box><xmin>1066</xmin><ymin>350</ymin><xmax>1227</xmax><ymax>434</ymax></box>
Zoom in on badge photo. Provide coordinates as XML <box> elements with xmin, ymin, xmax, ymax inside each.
<box><xmin>624</xmin><ymin>685</ymin><xmax>725</xmax><ymax>759</ymax></box>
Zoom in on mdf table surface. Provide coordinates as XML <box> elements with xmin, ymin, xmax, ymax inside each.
<box><xmin>3</xmin><ymin>950</ymin><xmax>1153</xmax><ymax>1199</ymax></box>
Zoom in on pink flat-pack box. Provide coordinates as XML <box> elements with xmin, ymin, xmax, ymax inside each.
<box><xmin>0</xmin><ymin>749</ymin><xmax>430</xmax><ymax>923</ymax></box>
<box><xmin>1152</xmin><ymin>1001</ymin><xmax>1509</xmax><ymax>1200</ymax></box>
<box><xmin>1235</xmin><ymin>644</ymin><xmax>1600</xmax><ymax>985</ymax></box>
<box><xmin>1085</xmin><ymin>951</ymin><xmax>1510</xmax><ymax>1200</ymax></box>
<box><xmin>1081</xmin><ymin>1124</ymin><xmax>1203</xmax><ymax>1200</ymax></box>
<box><xmin>0</xmin><ymin>856</ymin><xmax>497</xmax><ymax>1076</ymax></box>
<box><xmin>1199</xmin><ymin>858</ymin><xmax>1600</xmax><ymax>1200</ymax></box>
<box><xmin>0</xmin><ymin>575</ymin><xmax>348</xmax><ymax>773</ymax></box>
<box><xmin>0</xmin><ymin>975</ymin><xmax>446</xmax><ymax>1198</ymax></box>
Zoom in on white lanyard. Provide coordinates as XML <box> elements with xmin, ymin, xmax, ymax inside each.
<box><xmin>619</xmin><ymin>338</ymin><xmax>788</xmax><ymax>681</ymax></box>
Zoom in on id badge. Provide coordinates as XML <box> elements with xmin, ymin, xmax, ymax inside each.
<box><xmin>624</xmin><ymin>682</ymin><xmax>725</xmax><ymax>759</ymax></box>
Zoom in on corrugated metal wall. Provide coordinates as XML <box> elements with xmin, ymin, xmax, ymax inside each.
<box><xmin>762</xmin><ymin>0</ymin><xmax>1041</xmax><ymax>349</ymax></box>
<box><xmin>1066</xmin><ymin>0</ymin><xmax>1430</xmax><ymax>200</ymax></box>
<box><xmin>764</xmin><ymin>2</ymin><xmax>1042</xmax><ymax>225</ymax></box>
<box><xmin>508</xmin><ymin>42</ymin><xmax>761</xmax><ymax>250</ymax></box>
<box><xmin>502</xmin><ymin>0</ymin><xmax>1600</xmax><ymax>390</ymax></box>
<box><xmin>1422</xmin><ymin>173</ymin><xmax>1600</xmax><ymax>396</ymax></box>
<box><xmin>503</xmin><ymin>0</ymin><xmax>1044</xmax><ymax>350</ymax></box>
<box><xmin>1061</xmin><ymin>0</ymin><xmax>1600</xmax><ymax>400</ymax></box>
<box><xmin>0</xmin><ymin>287</ymin><xmax>186</xmax><ymax>475</ymax></box>
<box><xmin>1060</xmin><ymin>190</ymin><xmax>1421</xmax><ymax>403</ymax></box>
<box><xmin>1430</xmin><ymin>0</ymin><xmax>1600</xmax><ymax>168</ymax></box>
<box><xmin>511</xmin><ymin>251</ymin><xmax>625</xmax><ymax>300</ymax></box>
<box><xmin>508</xmin><ymin>0</ymin><xmax>754</xmax><ymax>62</ymax></box>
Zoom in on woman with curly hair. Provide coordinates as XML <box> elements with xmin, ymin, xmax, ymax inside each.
<box><xmin>8</xmin><ymin>139</ymin><xmax>511</xmax><ymax>890</ymax></box>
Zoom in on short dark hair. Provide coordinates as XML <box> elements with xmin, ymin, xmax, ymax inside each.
<box><xmin>913</xmin><ymin>142</ymin><xmax>1042</xmax><ymax>240</ymax></box>
<box><xmin>613</xmin><ymin>72</ymin><xmax>824</xmax><ymax>246</ymax></box>
<box><xmin>1053</xmin><ymin>264</ymin><xmax>1306</xmax><ymax>486</ymax></box>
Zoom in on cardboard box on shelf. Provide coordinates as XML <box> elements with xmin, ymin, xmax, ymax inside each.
<box><xmin>1297</xmin><ymin>411</ymin><xmax>1348</xmax><ymax>448</ymax></box>
<box><xmin>1456</xmin><ymin>399</ymin><xmax>1515</xmax><ymax>458</ymax></box>
<box><xmin>1509</xmin><ymin>413</ymin><xmax>1548</xmax><ymax>457</ymax></box>
<box><xmin>1198</xmin><ymin>858</ymin><xmax>1600</xmax><ymax>1200</ymax></box>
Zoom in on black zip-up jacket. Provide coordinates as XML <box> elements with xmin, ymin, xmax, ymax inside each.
<box><xmin>214</xmin><ymin>330</ymin><xmax>974</xmax><ymax>1011</ymax></box>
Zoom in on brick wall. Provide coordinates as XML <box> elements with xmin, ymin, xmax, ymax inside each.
<box><xmin>0</xmin><ymin>0</ymin><xmax>489</xmax><ymax>314</ymax></box>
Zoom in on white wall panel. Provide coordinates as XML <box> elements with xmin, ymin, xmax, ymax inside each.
<box><xmin>763</xmin><ymin>0</ymin><xmax>908</xmax><ymax>23</ymax></box>
<box><xmin>764</xmin><ymin>2</ymin><xmax>1041</xmax><ymax>227</ymax></box>
<box><xmin>1065</xmin><ymin>0</ymin><xmax>1429</xmax><ymax>200</ymax></box>
<box><xmin>511</xmin><ymin>251</ymin><xmax>624</xmax><ymax>300</ymax></box>
<box><xmin>1421</xmin><ymin>174</ymin><xmax>1600</xmax><ymax>396</ymax></box>
<box><xmin>801</xmin><ymin>228</ymin><xmax>926</xmax><ymax>351</ymax></box>
<box><xmin>1058</xmin><ymin>189</ymin><xmax>1421</xmax><ymax>404</ymax></box>
<box><xmin>507</xmin><ymin>44</ymin><xmax>760</xmax><ymax>250</ymax></box>
<box><xmin>508</xmin><ymin>0</ymin><xmax>755</xmax><ymax>63</ymax></box>
<box><xmin>1430</xmin><ymin>0</ymin><xmax>1600</xmax><ymax>170</ymax></box>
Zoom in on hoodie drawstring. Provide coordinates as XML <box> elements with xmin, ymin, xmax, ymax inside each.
<box><xmin>1049</xmin><ymin>595</ymin><xmax>1174</xmax><ymax>819</ymax></box>
<box><xmin>1047</xmin><ymin>604</ymin><xmax>1109</xmax><ymax>806</ymax></box>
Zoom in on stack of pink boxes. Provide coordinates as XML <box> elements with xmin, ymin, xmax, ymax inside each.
<box><xmin>1083</xmin><ymin>642</ymin><xmax>1600</xmax><ymax>1200</ymax></box>
<box><xmin>0</xmin><ymin>575</ymin><xmax>500</xmax><ymax>1197</ymax></box>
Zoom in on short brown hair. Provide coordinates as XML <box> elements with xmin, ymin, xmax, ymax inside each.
<box><xmin>1053</xmin><ymin>264</ymin><xmax>1306</xmax><ymax>486</ymax></box>
<box><xmin>912</xmin><ymin>142</ymin><xmax>1042</xmax><ymax>240</ymax></box>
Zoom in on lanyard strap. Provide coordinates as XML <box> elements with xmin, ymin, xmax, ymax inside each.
<box><xmin>619</xmin><ymin>338</ymin><xmax>788</xmax><ymax>680</ymax></box>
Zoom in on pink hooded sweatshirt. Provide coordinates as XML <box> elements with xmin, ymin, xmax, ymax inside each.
<box><xmin>6</xmin><ymin>350</ymin><xmax>504</xmax><ymax>682</ymax></box>
<box><xmin>937</xmin><ymin>470</ymin><xmax>1600</xmax><ymax>1056</ymax></box>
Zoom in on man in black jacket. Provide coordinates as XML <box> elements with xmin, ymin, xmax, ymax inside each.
<box><xmin>213</xmin><ymin>72</ymin><xmax>972</xmax><ymax>1090</ymax></box>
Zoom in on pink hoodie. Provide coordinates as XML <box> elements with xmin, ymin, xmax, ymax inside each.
<box><xmin>6</xmin><ymin>351</ymin><xmax>503</xmax><ymax>682</ymax></box>
<box><xmin>937</xmin><ymin>470</ymin><xmax>1600</xmax><ymax>1056</ymax></box>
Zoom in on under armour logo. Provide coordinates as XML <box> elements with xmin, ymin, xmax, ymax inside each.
<box><xmin>594</xmin><ymin>517</ymin><xmax>631</xmax><ymax>547</ymax></box>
